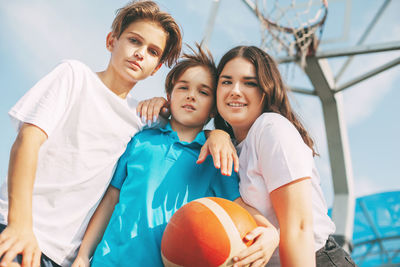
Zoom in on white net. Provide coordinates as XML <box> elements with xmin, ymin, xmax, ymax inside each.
<box><xmin>250</xmin><ymin>0</ymin><xmax>328</xmax><ymax>67</ymax></box>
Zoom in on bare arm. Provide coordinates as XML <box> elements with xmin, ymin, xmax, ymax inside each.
<box><xmin>72</xmin><ymin>185</ymin><xmax>120</xmax><ymax>267</ymax></box>
<box><xmin>197</xmin><ymin>130</ymin><xmax>239</xmax><ymax>176</ymax></box>
<box><xmin>137</xmin><ymin>97</ymin><xmax>239</xmax><ymax>175</ymax></box>
<box><xmin>270</xmin><ymin>177</ymin><xmax>315</xmax><ymax>267</ymax></box>
<box><xmin>0</xmin><ymin>123</ymin><xmax>47</xmax><ymax>267</ymax></box>
<box><xmin>232</xmin><ymin>197</ymin><xmax>279</xmax><ymax>267</ymax></box>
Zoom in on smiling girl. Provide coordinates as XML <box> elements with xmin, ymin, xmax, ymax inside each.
<box><xmin>215</xmin><ymin>46</ymin><xmax>356</xmax><ymax>267</ymax></box>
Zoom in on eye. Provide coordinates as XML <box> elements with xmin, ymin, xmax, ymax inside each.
<box><xmin>178</xmin><ymin>86</ymin><xmax>188</xmax><ymax>90</ymax></box>
<box><xmin>129</xmin><ymin>37</ymin><xmax>140</xmax><ymax>45</ymax></box>
<box><xmin>200</xmin><ymin>90</ymin><xmax>209</xmax><ymax>96</ymax></box>
<box><xmin>149</xmin><ymin>49</ymin><xmax>159</xmax><ymax>57</ymax></box>
<box><xmin>245</xmin><ymin>81</ymin><xmax>258</xmax><ymax>87</ymax></box>
<box><xmin>221</xmin><ymin>80</ymin><xmax>231</xmax><ymax>85</ymax></box>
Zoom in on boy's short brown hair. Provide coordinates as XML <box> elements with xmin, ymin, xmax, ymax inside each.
<box><xmin>111</xmin><ymin>0</ymin><xmax>182</xmax><ymax>67</ymax></box>
<box><xmin>165</xmin><ymin>43</ymin><xmax>217</xmax><ymax>96</ymax></box>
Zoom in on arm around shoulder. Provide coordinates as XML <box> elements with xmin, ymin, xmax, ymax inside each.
<box><xmin>198</xmin><ymin>129</ymin><xmax>239</xmax><ymax>176</ymax></box>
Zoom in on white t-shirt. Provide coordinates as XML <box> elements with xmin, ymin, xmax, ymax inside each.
<box><xmin>0</xmin><ymin>60</ymin><xmax>145</xmax><ymax>266</ymax></box>
<box><xmin>237</xmin><ymin>113</ymin><xmax>335</xmax><ymax>266</ymax></box>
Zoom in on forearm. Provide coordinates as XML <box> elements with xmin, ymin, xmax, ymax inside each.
<box><xmin>7</xmin><ymin>127</ymin><xmax>44</xmax><ymax>228</ymax></box>
<box><xmin>204</xmin><ymin>129</ymin><xmax>229</xmax><ymax>139</ymax></box>
<box><xmin>199</xmin><ymin>129</ymin><xmax>238</xmax><ymax>175</ymax></box>
<box><xmin>279</xmin><ymin>225</ymin><xmax>315</xmax><ymax>267</ymax></box>
<box><xmin>77</xmin><ymin>186</ymin><xmax>119</xmax><ymax>259</ymax></box>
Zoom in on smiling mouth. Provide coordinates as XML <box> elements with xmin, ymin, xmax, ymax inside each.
<box><xmin>227</xmin><ymin>103</ymin><xmax>247</xmax><ymax>107</ymax></box>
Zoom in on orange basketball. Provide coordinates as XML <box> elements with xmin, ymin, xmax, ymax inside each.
<box><xmin>161</xmin><ymin>197</ymin><xmax>257</xmax><ymax>267</ymax></box>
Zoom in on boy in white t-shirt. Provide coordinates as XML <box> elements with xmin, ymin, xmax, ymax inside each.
<box><xmin>0</xmin><ymin>1</ymin><xmax>182</xmax><ymax>267</ymax></box>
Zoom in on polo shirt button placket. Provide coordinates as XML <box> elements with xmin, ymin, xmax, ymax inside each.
<box><xmin>166</xmin><ymin>142</ymin><xmax>179</xmax><ymax>161</ymax></box>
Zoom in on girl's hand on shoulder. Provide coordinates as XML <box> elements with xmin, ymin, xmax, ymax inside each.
<box><xmin>137</xmin><ymin>97</ymin><xmax>170</xmax><ymax>126</ymax></box>
<box><xmin>197</xmin><ymin>129</ymin><xmax>239</xmax><ymax>176</ymax></box>
<box><xmin>71</xmin><ymin>255</ymin><xmax>90</xmax><ymax>267</ymax></box>
<box><xmin>232</xmin><ymin>226</ymin><xmax>279</xmax><ymax>267</ymax></box>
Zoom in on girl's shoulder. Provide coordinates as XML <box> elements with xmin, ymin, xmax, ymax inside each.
<box><xmin>248</xmin><ymin>112</ymin><xmax>312</xmax><ymax>157</ymax></box>
<box><xmin>251</xmin><ymin>112</ymin><xmax>297</xmax><ymax>135</ymax></box>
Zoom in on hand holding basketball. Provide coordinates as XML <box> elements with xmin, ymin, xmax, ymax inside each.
<box><xmin>232</xmin><ymin>226</ymin><xmax>279</xmax><ymax>267</ymax></box>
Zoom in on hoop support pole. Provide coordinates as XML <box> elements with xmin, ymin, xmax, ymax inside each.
<box><xmin>304</xmin><ymin>56</ymin><xmax>355</xmax><ymax>252</ymax></box>
<box><xmin>202</xmin><ymin>0</ymin><xmax>221</xmax><ymax>49</ymax></box>
<box><xmin>288</xmin><ymin>86</ymin><xmax>317</xmax><ymax>96</ymax></box>
<box><xmin>317</xmin><ymin>41</ymin><xmax>400</xmax><ymax>59</ymax></box>
<box><xmin>277</xmin><ymin>41</ymin><xmax>400</xmax><ymax>64</ymax></box>
<box><xmin>335</xmin><ymin>56</ymin><xmax>400</xmax><ymax>93</ymax></box>
<box><xmin>335</xmin><ymin>0</ymin><xmax>392</xmax><ymax>83</ymax></box>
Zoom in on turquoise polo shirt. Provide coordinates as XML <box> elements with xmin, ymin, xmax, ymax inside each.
<box><xmin>91</xmin><ymin>123</ymin><xmax>240</xmax><ymax>267</ymax></box>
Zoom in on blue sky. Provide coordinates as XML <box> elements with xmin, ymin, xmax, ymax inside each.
<box><xmin>0</xmin><ymin>0</ymin><xmax>399</xmax><ymax>207</ymax></box>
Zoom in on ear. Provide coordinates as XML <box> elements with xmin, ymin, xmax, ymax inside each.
<box><xmin>106</xmin><ymin>32</ymin><xmax>116</xmax><ymax>52</ymax></box>
<box><xmin>166</xmin><ymin>92</ymin><xmax>171</xmax><ymax>102</ymax></box>
<box><xmin>151</xmin><ymin>62</ymin><xmax>163</xmax><ymax>76</ymax></box>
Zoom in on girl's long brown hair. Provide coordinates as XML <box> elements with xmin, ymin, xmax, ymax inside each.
<box><xmin>214</xmin><ymin>46</ymin><xmax>317</xmax><ymax>156</ymax></box>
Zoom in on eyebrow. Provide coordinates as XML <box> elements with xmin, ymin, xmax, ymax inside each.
<box><xmin>176</xmin><ymin>80</ymin><xmax>189</xmax><ymax>85</ymax></box>
<box><xmin>177</xmin><ymin>80</ymin><xmax>213</xmax><ymax>90</ymax></box>
<box><xmin>201</xmin><ymin>84</ymin><xmax>213</xmax><ymax>90</ymax></box>
<box><xmin>220</xmin><ymin>75</ymin><xmax>257</xmax><ymax>80</ymax></box>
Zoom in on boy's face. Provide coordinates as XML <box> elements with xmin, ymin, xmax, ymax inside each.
<box><xmin>107</xmin><ymin>20</ymin><xmax>167</xmax><ymax>83</ymax></box>
<box><xmin>168</xmin><ymin>66</ymin><xmax>215</xmax><ymax>130</ymax></box>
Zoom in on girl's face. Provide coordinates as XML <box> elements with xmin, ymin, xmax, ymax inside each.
<box><xmin>217</xmin><ymin>57</ymin><xmax>264</xmax><ymax>141</ymax></box>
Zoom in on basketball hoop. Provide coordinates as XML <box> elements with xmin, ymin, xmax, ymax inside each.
<box><xmin>244</xmin><ymin>0</ymin><xmax>328</xmax><ymax>67</ymax></box>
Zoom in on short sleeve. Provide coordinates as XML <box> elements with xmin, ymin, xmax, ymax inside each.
<box><xmin>210</xmin><ymin>171</ymin><xmax>240</xmax><ymax>201</ymax></box>
<box><xmin>110</xmin><ymin>137</ymin><xmax>136</xmax><ymax>190</ymax></box>
<box><xmin>8</xmin><ymin>61</ymin><xmax>74</xmax><ymax>136</ymax></box>
<box><xmin>257</xmin><ymin>115</ymin><xmax>313</xmax><ymax>192</ymax></box>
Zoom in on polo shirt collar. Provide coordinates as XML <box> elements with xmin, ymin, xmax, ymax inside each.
<box><xmin>159</xmin><ymin>122</ymin><xmax>206</xmax><ymax>146</ymax></box>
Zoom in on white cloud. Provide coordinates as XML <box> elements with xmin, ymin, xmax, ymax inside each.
<box><xmin>334</xmin><ymin>7</ymin><xmax>400</xmax><ymax>126</ymax></box>
<box><xmin>342</xmin><ymin>54</ymin><xmax>400</xmax><ymax>126</ymax></box>
<box><xmin>354</xmin><ymin>175</ymin><xmax>392</xmax><ymax>198</ymax></box>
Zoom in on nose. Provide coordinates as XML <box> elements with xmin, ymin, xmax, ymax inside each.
<box><xmin>230</xmin><ymin>82</ymin><xmax>241</xmax><ymax>97</ymax></box>
<box><xmin>134</xmin><ymin>47</ymin><xmax>145</xmax><ymax>61</ymax></box>
<box><xmin>186</xmin><ymin>90</ymin><xmax>195</xmax><ymax>101</ymax></box>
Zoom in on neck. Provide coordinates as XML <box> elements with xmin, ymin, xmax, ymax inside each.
<box><xmin>97</xmin><ymin>66</ymin><xmax>137</xmax><ymax>99</ymax></box>
<box><xmin>232</xmin><ymin>126</ymin><xmax>250</xmax><ymax>143</ymax></box>
<box><xmin>169</xmin><ymin>119</ymin><xmax>203</xmax><ymax>143</ymax></box>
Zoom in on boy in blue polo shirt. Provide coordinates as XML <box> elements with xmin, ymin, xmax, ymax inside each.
<box><xmin>72</xmin><ymin>45</ymin><xmax>278</xmax><ymax>267</ymax></box>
